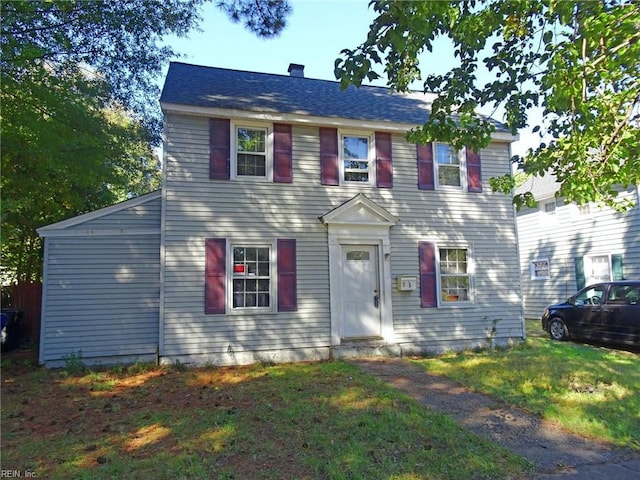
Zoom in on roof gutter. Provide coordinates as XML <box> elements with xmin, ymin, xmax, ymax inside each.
<box><xmin>160</xmin><ymin>102</ymin><xmax>519</xmax><ymax>143</ymax></box>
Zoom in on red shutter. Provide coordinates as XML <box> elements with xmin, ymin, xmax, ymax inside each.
<box><xmin>277</xmin><ymin>239</ymin><xmax>297</xmax><ymax>312</ymax></box>
<box><xmin>205</xmin><ymin>238</ymin><xmax>226</xmax><ymax>314</ymax></box>
<box><xmin>419</xmin><ymin>242</ymin><xmax>438</xmax><ymax>308</ymax></box>
<box><xmin>210</xmin><ymin>118</ymin><xmax>230</xmax><ymax>180</ymax></box>
<box><xmin>417</xmin><ymin>143</ymin><xmax>435</xmax><ymax>190</ymax></box>
<box><xmin>319</xmin><ymin>127</ymin><xmax>339</xmax><ymax>186</ymax></box>
<box><xmin>466</xmin><ymin>148</ymin><xmax>482</xmax><ymax>192</ymax></box>
<box><xmin>274</xmin><ymin>123</ymin><xmax>293</xmax><ymax>183</ymax></box>
<box><xmin>375</xmin><ymin>132</ymin><xmax>393</xmax><ymax>188</ymax></box>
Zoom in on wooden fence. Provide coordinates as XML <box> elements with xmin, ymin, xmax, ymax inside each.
<box><xmin>6</xmin><ymin>282</ymin><xmax>42</xmax><ymax>343</ymax></box>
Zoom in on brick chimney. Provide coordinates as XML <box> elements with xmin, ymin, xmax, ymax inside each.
<box><xmin>287</xmin><ymin>63</ymin><xmax>305</xmax><ymax>78</ymax></box>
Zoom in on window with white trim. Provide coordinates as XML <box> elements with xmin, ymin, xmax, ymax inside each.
<box><xmin>439</xmin><ymin>248</ymin><xmax>472</xmax><ymax>303</ymax></box>
<box><xmin>530</xmin><ymin>259</ymin><xmax>550</xmax><ymax>280</ymax></box>
<box><xmin>577</xmin><ymin>204</ymin><xmax>590</xmax><ymax>216</ymax></box>
<box><xmin>584</xmin><ymin>254</ymin><xmax>611</xmax><ymax>285</ymax></box>
<box><xmin>231</xmin><ymin>244</ymin><xmax>273</xmax><ymax>309</ymax></box>
<box><xmin>539</xmin><ymin>199</ymin><xmax>558</xmax><ymax>226</ymax></box>
<box><xmin>341</xmin><ymin>133</ymin><xmax>373</xmax><ymax>184</ymax></box>
<box><xmin>233</xmin><ymin>124</ymin><xmax>272</xmax><ymax>180</ymax></box>
<box><xmin>571</xmin><ymin>202</ymin><xmax>591</xmax><ymax>221</ymax></box>
<box><xmin>435</xmin><ymin>143</ymin><xmax>463</xmax><ymax>188</ymax></box>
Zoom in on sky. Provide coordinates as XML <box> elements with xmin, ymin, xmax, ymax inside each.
<box><xmin>160</xmin><ymin>0</ymin><xmax>540</xmax><ymax>157</ymax></box>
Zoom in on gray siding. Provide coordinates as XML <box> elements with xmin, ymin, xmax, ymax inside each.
<box><xmin>40</xmin><ymin>197</ymin><xmax>161</xmax><ymax>365</ymax></box>
<box><xmin>162</xmin><ymin>113</ymin><xmax>523</xmax><ymax>362</ymax></box>
<box><xmin>69</xmin><ymin>196</ymin><xmax>162</xmax><ymax>231</ymax></box>
<box><xmin>516</xmin><ymin>188</ymin><xmax>640</xmax><ymax>319</ymax></box>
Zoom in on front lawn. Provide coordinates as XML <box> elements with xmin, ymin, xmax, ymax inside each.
<box><xmin>1</xmin><ymin>355</ymin><xmax>529</xmax><ymax>480</ymax></box>
<box><xmin>3</xmin><ymin>319</ymin><xmax>636</xmax><ymax>479</ymax></box>
<box><xmin>411</xmin><ymin>320</ymin><xmax>640</xmax><ymax>449</ymax></box>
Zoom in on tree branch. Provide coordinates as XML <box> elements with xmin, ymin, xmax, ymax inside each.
<box><xmin>602</xmin><ymin>86</ymin><xmax>640</xmax><ymax>165</ymax></box>
<box><xmin>589</xmin><ymin>30</ymin><xmax>640</xmax><ymax>71</ymax></box>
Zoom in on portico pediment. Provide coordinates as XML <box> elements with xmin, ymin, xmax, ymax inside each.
<box><xmin>320</xmin><ymin>193</ymin><xmax>398</xmax><ymax>227</ymax></box>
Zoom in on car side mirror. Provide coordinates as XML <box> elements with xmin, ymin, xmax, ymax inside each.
<box><xmin>575</xmin><ymin>299</ymin><xmax>585</xmax><ymax>306</ymax></box>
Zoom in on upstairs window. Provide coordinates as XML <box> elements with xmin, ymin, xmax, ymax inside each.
<box><xmin>418</xmin><ymin>143</ymin><xmax>481</xmax><ymax>192</ymax></box>
<box><xmin>572</xmin><ymin>202</ymin><xmax>591</xmax><ymax>221</ymax></box>
<box><xmin>540</xmin><ymin>199</ymin><xmax>558</xmax><ymax>226</ymax></box>
<box><xmin>209</xmin><ymin>119</ymin><xmax>292</xmax><ymax>183</ymax></box>
<box><xmin>342</xmin><ymin>134</ymin><xmax>372</xmax><ymax>184</ymax></box>
<box><xmin>235</xmin><ymin>126</ymin><xmax>268</xmax><ymax>178</ymax></box>
<box><xmin>577</xmin><ymin>204</ymin><xmax>590</xmax><ymax>216</ymax></box>
<box><xmin>321</xmin><ymin>128</ymin><xmax>392</xmax><ymax>188</ymax></box>
<box><xmin>435</xmin><ymin>143</ymin><xmax>462</xmax><ymax>188</ymax></box>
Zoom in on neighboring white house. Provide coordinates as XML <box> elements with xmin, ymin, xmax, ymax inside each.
<box><xmin>37</xmin><ymin>62</ymin><xmax>525</xmax><ymax>367</ymax></box>
<box><xmin>515</xmin><ymin>174</ymin><xmax>640</xmax><ymax>319</ymax></box>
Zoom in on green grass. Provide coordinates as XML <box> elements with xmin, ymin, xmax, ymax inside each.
<box><xmin>1</xmin><ymin>359</ymin><xmax>530</xmax><ymax>480</ymax></box>
<box><xmin>411</xmin><ymin>320</ymin><xmax>640</xmax><ymax>449</ymax></box>
<box><xmin>4</xmin><ymin>321</ymin><xmax>636</xmax><ymax>478</ymax></box>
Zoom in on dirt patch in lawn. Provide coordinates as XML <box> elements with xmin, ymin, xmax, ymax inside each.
<box><xmin>1</xmin><ymin>347</ymin><xmax>531</xmax><ymax>480</ymax></box>
<box><xmin>1</xmin><ymin>349</ymin><xmax>306</xmax><ymax>479</ymax></box>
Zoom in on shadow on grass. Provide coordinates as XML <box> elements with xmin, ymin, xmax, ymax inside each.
<box><xmin>1</xmin><ymin>357</ymin><xmax>531</xmax><ymax>480</ymax></box>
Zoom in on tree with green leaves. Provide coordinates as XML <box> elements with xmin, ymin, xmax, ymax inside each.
<box><xmin>1</xmin><ymin>0</ymin><xmax>291</xmax><ymax>283</ymax></box>
<box><xmin>335</xmin><ymin>0</ymin><xmax>640</xmax><ymax>210</ymax></box>
<box><xmin>1</xmin><ymin>0</ymin><xmax>199</xmax><ymax>282</ymax></box>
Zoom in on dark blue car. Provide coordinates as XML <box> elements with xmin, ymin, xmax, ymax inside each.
<box><xmin>541</xmin><ymin>281</ymin><xmax>640</xmax><ymax>347</ymax></box>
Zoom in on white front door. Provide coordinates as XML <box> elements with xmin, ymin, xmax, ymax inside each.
<box><xmin>342</xmin><ymin>245</ymin><xmax>381</xmax><ymax>339</ymax></box>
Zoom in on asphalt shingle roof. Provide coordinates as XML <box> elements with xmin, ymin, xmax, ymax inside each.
<box><xmin>161</xmin><ymin>62</ymin><xmax>507</xmax><ymax>130</ymax></box>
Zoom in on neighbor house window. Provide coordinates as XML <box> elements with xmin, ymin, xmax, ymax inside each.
<box><xmin>584</xmin><ymin>254</ymin><xmax>611</xmax><ymax>285</ymax></box>
<box><xmin>543</xmin><ymin>201</ymin><xmax>556</xmax><ymax>215</ymax></box>
<box><xmin>439</xmin><ymin>248</ymin><xmax>471</xmax><ymax>303</ymax></box>
<box><xmin>232</xmin><ymin>245</ymin><xmax>272</xmax><ymax>309</ymax></box>
<box><xmin>530</xmin><ymin>259</ymin><xmax>550</xmax><ymax>280</ymax></box>
<box><xmin>435</xmin><ymin>143</ymin><xmax>462</xmax><ymax>187</ymax></box>
<box><xmin>577</xmin><ymin>204</ymin><xmax>590</xmax><ymax>216</ymax></box>
<box><xmin>571</xmin><ymin>203</ymin><xmax>591</xmax><ymax>222</ymax></box>
<box><xmin>574</xmin><ymin>253</ymin><xmax>623</xmax><ymax>290</ymax></box>
<box><xmin>540</xmin><ymin>199</ymin><xmax>558</xmax><ymax>226</ymax></box>
<box><xmin>341</xmin><ymin>134</ymin><xmax>372</xmax><ymax>183</ymax></box>
<box><xmin>234</xmin><ymin>125</ymin><xmax>271</xmax><ymax>179</ymax></box>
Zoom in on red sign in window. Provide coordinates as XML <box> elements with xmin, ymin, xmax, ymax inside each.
<box><xmin>234</xmin><ymin>265</ymin><xmax>245</xmax><ymax>273</ymax></box>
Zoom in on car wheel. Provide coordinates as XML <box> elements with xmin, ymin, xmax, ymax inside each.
<box><xmin>549</xmin><ymin>318</ymin><xmax>568</xmax><ymax>341</ymax></box>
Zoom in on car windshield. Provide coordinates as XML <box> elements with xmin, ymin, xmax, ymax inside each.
<box><xmin>574</xmin><ymin>285</ymin><xmax>606</xmax><ymax>306</ymax></box>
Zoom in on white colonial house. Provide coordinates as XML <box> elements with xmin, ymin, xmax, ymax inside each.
<box><xmin>37</xmin><ymin>62</ymin><xmax>525</xmax><ymax>366</ymax></box>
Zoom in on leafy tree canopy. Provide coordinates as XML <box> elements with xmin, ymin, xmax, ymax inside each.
<box><xmin>335</xmin><ymin>0</ymin><xmax>640</xmax><ymax>210</ymax></box>
<box><xmin>1</xmin><ymin>0</ymin><xmax>291</xmax><ymax>282</ymax></box>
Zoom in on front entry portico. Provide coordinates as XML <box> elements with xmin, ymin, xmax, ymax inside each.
<box><xmin>320</xmin><ymin>194</ymin><xmax>398</xmax><ymax>346</ymax></box>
